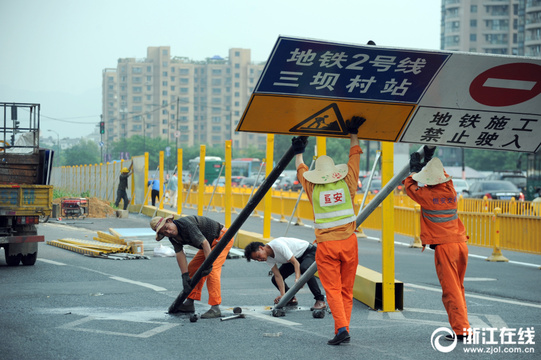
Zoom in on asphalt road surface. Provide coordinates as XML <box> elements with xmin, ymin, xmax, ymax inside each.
<box><xmin>1</xmin><ymin>210</ymin><xmax>540</xmax><ymax>360</ymax></box>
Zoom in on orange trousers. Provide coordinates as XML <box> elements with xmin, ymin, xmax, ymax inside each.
<box><xmin>187</xmin><ymin>228</ymin><xmax>233</xmax><ymax>306</ymax></box>
<box><xmin>316</xmin><ymin>233</ymin><xmax>358</xmax><ymax>334</ymax></box>
<box><xmin>434</xmin><ymin>242</ymin><xmax>470</xmax><ymax>334</ymax></box>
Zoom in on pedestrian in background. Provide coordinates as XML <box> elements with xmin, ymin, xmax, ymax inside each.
<box><xmin>114</xmin><ymin>164</ymin><xmax>132</xmax><ymax>210</ymax></box>
<box><xmin>168</xmin><ymin>173</ymin><xmax>178</xmax><ymax>208</ymax></box>
<box><xmin>147</xmin><ymin>178</ymin><xmax>160</xmax><ymax>206</ymax></box>
<box><xmin>293</xmin><ymin>115</ymin><xmax>366</xmax><ymax>345</ymax></box>
<box><xmin>403</xmin><ymin>149</ymin><xmax>471</xmax><ymax>341</ymax></box>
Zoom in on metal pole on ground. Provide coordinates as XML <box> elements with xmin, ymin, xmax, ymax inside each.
<box><xmin>168</xmin><ymin>138</ymin><xmax>305</xmax><ymax>314</ymax></box>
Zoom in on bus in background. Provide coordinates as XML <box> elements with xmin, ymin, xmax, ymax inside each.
<box><xmin>188</xmin><ymin>156</ymin><xmax>223</xmax><ymax>185</ymax></box>
<box><xmin>231</xmin><ymin>158</ymin><xmax>264</xmax><ymax>178</ymax></box>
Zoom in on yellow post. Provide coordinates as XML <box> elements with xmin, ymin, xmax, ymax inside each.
<box><xmin>225</xmin><ymin>140</ymin><xmax>232</xmax><ymax>228</ymax></box>
<box><xmin>159</xmin><ymin>151</ymin><xmax>164</xmax><ymax>210</ymax></box>
<box><xmin>381</xmin><ymin>141</ymin><xmax>396</xmax><ymax>312</ymax></box>
<box><xmin>410</xmin><ymin>204</ymin><xmax>422</xmax><ymax>248</ymax></box>
<box><xmin>177</xmin><ymin>148</ymin><xmax>183</xmax><ymax>215</ymax></box>
<box><xmin>263</xmin><ymin>135</ymin><xmax>274</xmax><ymax>238</ymax></box>
<box><xmin>487</xmin><ymin>207</ymin><xmax>509</xmax><ymax>262</ymax></box>
<box><xmin>198</xmin><ymin>145</ymin><xmax>206</xmax><ymax>216</ymax></box>
<box><xmin>316</xmin><ymin>137</ymin><xmax>326</xmax><ymax>157</ymax></box>
<box><xmin>144</xmin><ymin>152</ymin><xmax>149</xmax><ymax>205</ymax></box>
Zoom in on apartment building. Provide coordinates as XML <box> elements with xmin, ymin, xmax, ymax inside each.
<box><xmin>101</xmin><ymin>46</ymin><xmax>266</xmax><ymax>151</ymax></box>
<box><xmin>441</xmin><ymin>0</ymin><xmax>541</xmax><ymax>57</ymax></box>
<box><xmin>439</xmin><ymin>0</ymin><xmax>540</xmax><ymax>167</ymax></box>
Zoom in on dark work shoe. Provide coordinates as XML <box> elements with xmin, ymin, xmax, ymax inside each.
<box><xmin>445</xmin><ymin>334</ymin><xmax>468</xmax><ymax>342</ymax></box>
<box><xmin>177</xmin><ymin>303</ymin><xmax>195</xmax><ymax>313</ymax></box>
<box><xmin>327</xmin><ymin>331</ymin><xmax>350</xmax><ymax>345</ymax></box>
<box><xmin>310</xmin><ymin>300</ymin><xmax>327</xmax><ymax>310</ymax></box>
<box><xmin>201</xmin><ymin>308</ymin><xmax>221</xmax><ymax>319</ymax></box>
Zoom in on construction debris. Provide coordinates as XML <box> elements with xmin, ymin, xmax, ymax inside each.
<box><xmin>46</xmin><ymin>229</ymin><xmax>147</xmax><ymax>260</ymax></box>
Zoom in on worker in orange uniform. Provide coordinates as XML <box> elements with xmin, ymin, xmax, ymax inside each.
<box><xmin>293</xmin><ymin>115</ymin><xmax>366</xmax><ymax>345</ymax></box>
<box><xmin>150</xmin><ymin>214</ymin><xmax>232</xmax><ymax>319</ymax></box>
<box><xmin>403</xmin><ymin>149</ymin><xmax>471</xmax><ymax>341</ymax></box>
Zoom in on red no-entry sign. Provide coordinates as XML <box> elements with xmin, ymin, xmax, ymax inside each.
<box><xmin>469</xmin><ymin>63</ymin><xmax>541</xmax><ymax>107</ymax></box>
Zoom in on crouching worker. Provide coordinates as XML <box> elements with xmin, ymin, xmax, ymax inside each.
<box><xmin>403</xmin><ymin>149</ymin><xmax>471</xmax><ymax>341</ymax></box>
<box><xmin>244</xmin><ymin>237</ymin><xmax>327</xmax><ymax>310</ymax></box>
<box><xmin>150</xmin><ymin>215</ymin><xmax>233</xmax><ymax>319</ymax></box>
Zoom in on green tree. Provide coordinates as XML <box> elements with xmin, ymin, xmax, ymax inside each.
<box><xmin>62</xmin><ymin>139</ymin><xmax>101</xmax><ymax>166</ymax></box>
<box><xmin>464</xmin><ymin>148</ymin><xmax>523</xmax><ymax>171</ymax></box>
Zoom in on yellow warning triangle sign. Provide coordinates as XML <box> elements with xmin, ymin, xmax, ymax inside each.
<box><xmin>289</xmin><ymin>103</ymin><xmax>348</xmax><ymax>136</ymax></box>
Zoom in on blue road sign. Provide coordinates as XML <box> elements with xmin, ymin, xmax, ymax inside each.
<box><xmin>256</xmin><ymin>37</ymin><xmax>450</xmax><ymax>104</ymax></box>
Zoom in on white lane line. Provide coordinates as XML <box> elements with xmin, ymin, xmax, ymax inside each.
<box><xmin>59</xmin><ymin>316</ymin><xmax>178</xmax><ymax>338</ymax></box>
<box><xmin>37</xmin><ymin>259</ymin><xmax>67</xmax><ymax>266</ymax></box>
<box><xmin>470</xmin><ymin>254</ymin><xmax>541</xmax><ymax>268</ymax></box>
<box><xmin>464</xmin><ymin>277</ymin><xmax>497</xmax><ymax>281</ymax></box>
<box><xmin>364</xmin><ymin>237</ymin><xmax>541</xmax><ymax>268</ymax></box>
<box><xmin>485</xmin><ymin>314</ymin><xmax>508</xmax><ymax>329</ymax></box>
<box><xmin>483</xmin><ymin>78</ymin><xmax>536</xmax><ymax>91</ymax></box>
<box><xmin>406</xmin><ymin>283</ymin><xmax>541</xmax><ymax>309</ymax></box>
<box><xmin>109</xmin><ymin>276</ymin><xmax>167</xmax><ymax>292</ymax></box>
<box><xmin>469</xmin><ymin>315</ymin><xmax>490</xmax><ymax>329</ymax></box>
<box><xmin>248</xmin><ymin>312</ymin><xmax>301</xmax><ymax>326</ymax></box>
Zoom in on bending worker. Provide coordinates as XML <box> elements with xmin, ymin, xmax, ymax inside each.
<box><xmin>244</xmin><ymin>237</ymin><xmax>327</xmax><ymax>311</ymax></box>
<box><xmin>150</xmin><ymin>214</ymin><xmax>233</xmax><ymax>319</ymax></box>
<box><xmin>403</xmin><ymin>149</ymin><xmax>471</xmax><ymax>341</ymax></box>
<box><xmin>293</xmin><ymin>115</ymin><xmax>366</xmax><ymax>346</ymax></box>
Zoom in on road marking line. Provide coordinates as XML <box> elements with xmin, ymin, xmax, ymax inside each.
<box><xmin>109</xmin><ymin>276</ymin><xmax>167</xmax><ymax>292</ymax></box>
<box><xmin>469</xmin><ymin>315</ymin><xmax>490</xmax><ymax>329</ymax></box>
<box><xmin>59</xmin><ymin>316</ymin><xmax>178</xmax><ymax>338</ymax></box>
<box><xmin>406</xmin><ymin>283</ymin><xmax>541</xmax><ymax>309</ymax></box>
<box><xmin>37</xmin><ymin>259</ymin><xmax>67</xmax><ymax>266</ymax></box>
<box><xmin>483</xmin><ymin>78</ymin><xmax>536</xmax><ymax>91</ymax></box>
<box><xmin>364</xmin><ymin>238</ymin><xmax>541</xmax><ymax>268</ymax></box>
<box><xmin>248</xmin><ymin>312</ymin><xmax>301</xmax><ymax>326</ymax></box>
<box><xmin>485</xmin><ymin>314</ymin><xmax>508</xmax><ymax>329</ymax></box>
<box><xmin>464</xmin><ymin>277</ymin><xmax>497</xmax><ymax>281</ymax></box>
<box><xmin>368</xmin><ymin>311</ymin><xmax>384</xmax><ymax>320</ymax></box>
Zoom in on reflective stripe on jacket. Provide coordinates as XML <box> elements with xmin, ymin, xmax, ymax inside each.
<box><xmin>312</xmin><ymin>180</ymin><xmax>356</xmax><ymax>229</ymax></box>
<box><xmin>403</xmin><ymin>175</ymin><xmax>467</xmax><ymax>245</ymax></box>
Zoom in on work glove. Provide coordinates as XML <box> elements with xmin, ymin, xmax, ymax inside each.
<box><xmin>423</xmin><ymin>145</ymin><xmax>436</xmax><ymax>164</ymax></box>
<box><xmin>345</xmin><ymin>116</ymin><xmax>366</xmax><ymax>134</ymax></box>
<box><xmin>200</xmin><ymin>265</ymin><xmax>213</xmax><ymax>277</ymax></box>
<box><xmin>182</xmin><ymin>272</ymin><xmax>193</xmax><ymax>293</ymax></box>
<box><xmin>291</xmin><ymin>137</ymin><xmax>308</xmax><ymax>155</ymax></box>
<box><xmin>409</xmin><ymin>152</ymin><xmax>423</xmax><ymax>173</ymax></box>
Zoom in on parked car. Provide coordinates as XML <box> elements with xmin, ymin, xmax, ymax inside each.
<box><xmin>485</xmin><ymin>171</ymin><xmax>527</xmax><ymax>192</ymax></box>
<box><xmin>463</xmin><ymin>180</ymin><xmax>525</xmax><ymax>201</ymax></box>
<box><xmin>359</xmin><ymin>177</ymin><xmax>382</xmax><ymax>194</ymax></box>
<box><xmin>275</xmin><ymin>171</ymin><xmax>302</xmax><ymax>191</ymax></box>
<box><xmin>231</xmin><ymin>176</ymin><xmax>245</xmax><ymax>187</ymax></box>
<box><xmin>452</xmin><ymin>178</ymin><xmax>469</xmax><ymax>194</ymax></box>
<box><xmin>239</xmin><ymin>176</ymin><xmax>264</xmax><ymax>188</ymax></box>
<box><xmin>212</xmin><ymin>177</ymin><xmax>226</xmax><ymax>186</ymax></box>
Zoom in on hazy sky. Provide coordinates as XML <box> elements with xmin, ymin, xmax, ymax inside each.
<box><xmin>0</xmin><ymin>0</ymin><xmax>441</xmax><ymax>140</ymax></box>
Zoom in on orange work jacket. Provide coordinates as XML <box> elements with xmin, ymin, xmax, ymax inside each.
<box><xmin>403</xmin><ymin>175</ymin><xmax>467</xmax><ymax>245</ymax></box>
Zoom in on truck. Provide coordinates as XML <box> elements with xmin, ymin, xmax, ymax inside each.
<box><xmin>0</xmin><ymin>102</ymin><xmax>53</xmax><ymax>266</ymax></box>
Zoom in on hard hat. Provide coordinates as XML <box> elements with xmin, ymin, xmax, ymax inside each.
<box><xmin>121</xmin><ymin>167</ymin><xmax>129</xmax><ymax>173</ymax></box>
